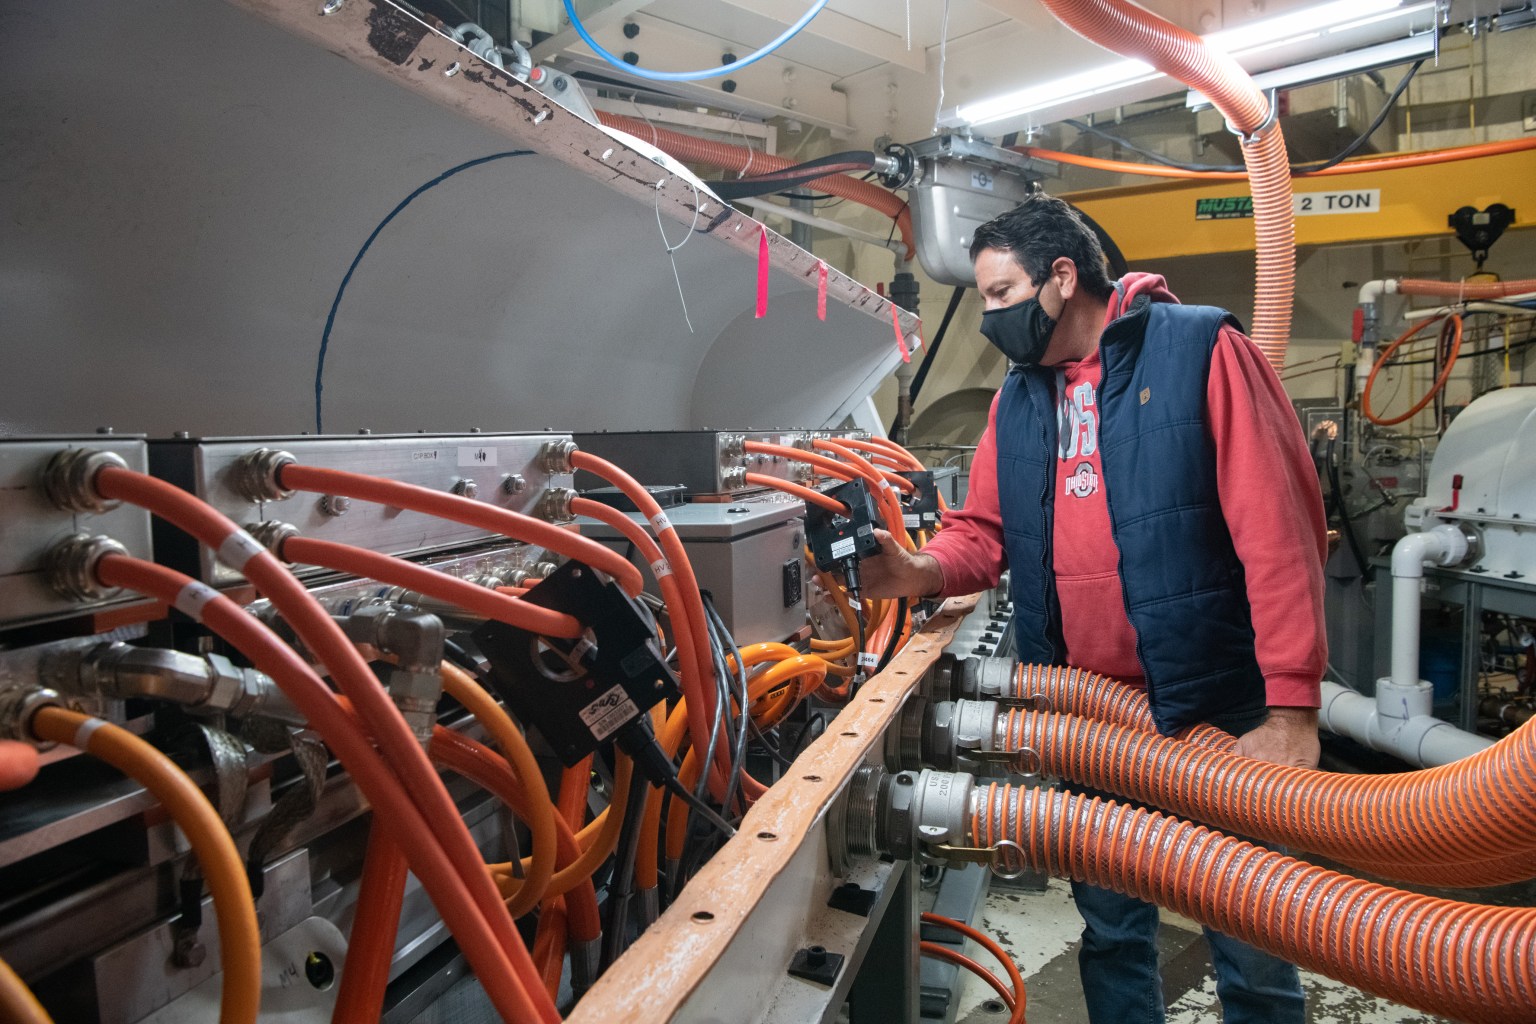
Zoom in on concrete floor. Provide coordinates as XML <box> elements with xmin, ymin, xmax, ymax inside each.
<box><xmin>943</xmin><ymin>881</ymin><xmax>1450</xmax><ymax>1024</ymax></box>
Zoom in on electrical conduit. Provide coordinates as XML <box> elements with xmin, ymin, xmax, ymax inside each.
<box><xmin>1036</xmin><ymin>0</ymin><xmax>1294</xmax><ymax>370</ymax></box>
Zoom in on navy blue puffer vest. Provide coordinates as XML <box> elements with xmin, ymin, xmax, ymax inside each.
<box><xmin>995</xmin><ymin>295</ymin><xmax>1266</xmax><ymax>734</ymax></box>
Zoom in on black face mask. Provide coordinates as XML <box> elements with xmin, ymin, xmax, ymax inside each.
<box><xmin>979</xmin><ymin>292</ymin><xmax>1057</xmax><ymax>366</ymax></box>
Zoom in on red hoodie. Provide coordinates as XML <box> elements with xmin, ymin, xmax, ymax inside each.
<box><xmin>923</xmin><ymin>273</ymin><xmax>1326</xmax><ymax>709</ymax></box>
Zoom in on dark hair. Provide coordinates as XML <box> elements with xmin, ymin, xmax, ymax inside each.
<box><xmin>969</xmin><ymin>193</ymin><xmax>1116</xmax><ymax>301</ymax></box>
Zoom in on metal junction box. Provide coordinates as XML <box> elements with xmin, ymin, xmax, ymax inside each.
<box><xmin>0</xmin><ymin>437</ymin><xmax>155</xmax><ymax>629</ymax></box>
<box><xmin>149</xmin><ymin>434</ymin><xmax>574</xmax><ymax>587</ymax></box>
<box><xmin>574</xmin><ymin>429</ymin><xmax>871</xmax><ymax>498</ymax></box>
<box><xmin>579</xmin><ymin>496</ymin><xmax>807</xmax><ymax>644</ymax></box>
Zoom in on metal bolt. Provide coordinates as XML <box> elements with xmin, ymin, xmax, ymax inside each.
<box><xmin>444</xmin><ymin>62</ymin><xmax>462</xmax><ymax>77</ymax></box>
<box><xmin>95</xmin><ymin>426</ymin><xmax>114</xmax><ymax>435</ymax></box>
<box><xmin>173</xmin><ymin>430</ymin><xmax>191</xmax><ymax>439</ymax></box>
<box><xmin>320</xmin><ymin>0</ymin><xmax>344</xmax><ymax>13</ymax></box>
<box><xmin>452</xmin><ymin>478</ymin><xmax>479</xmax><ymax>500</ymax></box>
<box><xmin>319</xmin><ymin>495</ymin><xmax>351</xmax><ymax>517</ymax></box>
<box><xmin>501</xmin><ymin>473</ymin><xmax>527</xmax><ymax>495</ymax></box>
<box><xmin>805</xmin><ymin>946</ymin><xmax>827</xmax><ymax>967</ymax></box>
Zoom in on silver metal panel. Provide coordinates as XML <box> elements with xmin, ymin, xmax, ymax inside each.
<box><xmin>0</xmin><ymin>438</ymin><xmax>155</xmax><ymax>629</ymax></box>
<box><xmin>574</xmin><ymin>430</ymin><xmax>807</xmax><ymax>496</ymax></box>
<box><xmin>0</xmin><ymin>1</ymin><xmax>915</xmax><ymax>439</ymax></box>
<box><xmin>149</xmin><ymin>434</ymin><xmax>571</xmax><ymax>586</ymax></box>
<box><xmin>580</xmin><ymin>499</ymin><xmax>807</xmax><ymax>642</ymax></box>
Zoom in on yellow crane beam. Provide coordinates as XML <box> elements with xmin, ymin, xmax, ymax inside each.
<box><xmin>1061</xmin><ymin>147</ymin><xmax>1534</xmax><ymax>262</ymax></box>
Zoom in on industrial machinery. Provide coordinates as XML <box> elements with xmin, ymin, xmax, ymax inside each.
<box><xmin>5</xmin><ymin>1</ymin><xmax>1536</xmax><ymax>1023</ymax></box>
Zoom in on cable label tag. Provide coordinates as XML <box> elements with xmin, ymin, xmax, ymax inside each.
<box><xmin>891</xmin><ymin>303</ymin><xmax>910</xmax><ymax>363</ymax></box>
<box><xmin>217</xmin><ymin>531</ymin><xmax>265</xmax><ymax>572</ymax></box>
<box><xmin>756</xmin><ymin>226</ymin><xmax>769</xmax><ymax>319</ymax></box>
<box><xmin>817</xmin><ymin>261</ymin><xmax>828</xmax><ymax>321</ymax></box>
<box><xmin>857</xmin><ymin>652</ymin><xmax>879</xmax><ymax>669</ymax></box>
<box><xmin>650</xmin><ymin>557</ymin><xmax>673</xmax><ymax>579</ymax></box>
<box><xmin>830</xmin><ymin>537</ymin><xmax>856</xmax><ymax>560</ymax></box>
<box><xmin>173</xmin><ymin>581</ymin><xmax>221</xmax><ymax>622</ymax></box>
<box><xmin>579</xmin><ymin>685</ymin><xmax>640</xmax><ymax>742</ymax></box>
<box><xmin>904</xmin><ymin>513</ymin><xmax>921</xmax><ymax>528</ymax></box>
<box><xmin>649</xmin><ymin>512</ymin><xmax>672</xmax><ymax>533</ymax></box>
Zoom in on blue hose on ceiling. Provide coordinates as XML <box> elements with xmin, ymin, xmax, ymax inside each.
<box><xmin>560</xmin><ymin>0</ymin><xmax>830</xmax><ymax>82</ymax></box>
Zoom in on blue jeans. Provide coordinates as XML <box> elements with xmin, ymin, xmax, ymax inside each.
<box><xmin>1069</xmin><ymin>707</ymin><xmax>1305</xmax><ymax>1024</ymax></box>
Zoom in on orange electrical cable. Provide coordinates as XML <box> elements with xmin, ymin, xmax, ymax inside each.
<box><xmin>531</xmin><ymin>897</ymin><xmax>568</xmax><ymax>1001</ymax></box>
<box><xmin>0</xmin><ymin>957</ymin><xmax>51</xmax><ymax>1024</ymax></box>
<box><xmin>559</xmin><ymin>756</ymin><xmax>593</xmax><ymax>830</ymax></box>
<box><xmin>977</xmin><ymin>782</ymin><xmax>1536</xmax><ymax>1022</ymax></box>
<box><xmin>921</xmin><ymin>913</ymin><xmax>1027</xmax><ymax>1024</ymax></box>
<box><xmin>30</xmin><ymin>706</ymin><xmax>262</xmax><ymax>1024</ymax></box>
<box><xmin>274</xmin><ymin>462</ymin><xmax>644</xmax><ymax>598</ymax></box>
<box><xmin>742</xmin><ymin>472</ymin><xmax>847</xmax><ymax>513</ymax></box>
<box><xmin>569</xmin><ymin>456</ymin><xmax>757</xmax><ymax>801</ymax></box>
<box><xmin>97</xmin><ymin>465</ymin><xmax>558</xmax><ymax>1024</ymax></box>
<box><xmin>90</xmin><ymin>551</ymin><xmax>553</xmax><ymax>1024</ymax></box>
<box><xmin>331</xmin><ymin>828</ymin><xmax>409</xmax><ymax>1024</ymax></box>
<box><xmin>1361</xmin><ymin>315</ymin><xmax>1463</xmax><ymax>426</ymax></box>
<box><xmin>282</xmin><ymin>535</ymin><xmax>583</xmax><ymax>638</ymax></box>
<box><xmin>438</xmin><ymin>662</ymin><xmax>557</xmax><ymax>918</ymax></box>
<box><xmin>919</xmin><ymin>943</ymin><xmax>1016</xmax><ymax>1013</ymax></box>
<box><xmin>1036</xmin><ymin>0</ymin><xmax>1293</xmax><ymax>370</ymax></box>
<box><xmin>431</xmin><ymin>729</ymin><xmax>602</xmax><ymax>939</ymax></box>
<box><xmin>594</xmin><ymin>111</ymin><xmax>915</xmax><ymax>259</ymax></box>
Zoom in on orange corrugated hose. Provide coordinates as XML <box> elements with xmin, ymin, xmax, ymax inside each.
<box><xmin>30</xmin><ymin>706</ymin><xmax>262</xmax><ymax>1024</ymax></box>
<box><xmin>87</xmin><ymin>540</ymin><xmax>555</xmax><ymax>1024</ymax></box>
<box><xmin>1019</xmin><ymin>136</ymin><xmax>1536</xmax><ymax>181</ymax></box>
<box><xmin>1397</xmin><ymin>276</ymin><xmax>1536</xmax><ymax>298</ymax></box>
<box><xmin>332</xmin><ymin>829</ymin><xmax>410</xmax><ymax>1024</ymax></box>
<box><xmin>0</xmin><ymin>957</ymin><xmax>51</xmax><ymax>1024</ymax></box>
<box><xmin>0</xmin><ymin>741</ymin><xmax>39</xmax><ymax>792</ymax></box>
<box><xmin>995</xmin><ymin>706</ymin><xmax>1536</xmax><ymax>885</ymax></box>
<box><xmin>1001</xmin><ymin>665</ymin><xmax>1536</xmax><ymax>886</ymax></box>
<box><xmin>1037</xmin><ymin>0</ymin><xmax>1293</xmax><ymax>371</ymax></box>
<box><xmin>974</xmin><ymin>782</ymin><xmax>1536</xmax><ymax>1023</ymax></box>
<box><xmin>1006</xmin><ymin>664</ymin><xmax>1240</xmax><ymax>750</ymax></box>
<box><xmin>594</xmin><ymin>112</ymin><xmax>915</xmax><ymax>260</ymax></box>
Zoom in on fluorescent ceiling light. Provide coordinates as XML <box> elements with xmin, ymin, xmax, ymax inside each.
<box><xmin>1185</xmin><ymin>32</ymin><xmax>1438</xmax><ymax>109</ymax></box>
<box><xmin>951</xmin><ymin>0</ymin><xmax>1431</xmax><ymax>127</ymax></box>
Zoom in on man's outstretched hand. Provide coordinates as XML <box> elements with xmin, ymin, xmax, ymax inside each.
<box><xmin>857</xmin><ymin>529</ymin><xmax>945</xmax><ymax>599</ymax></box>
<box><xmin>1233</xmin><ymin>706</ymin><xmax>1321</xmax><ymax>768</ymax></box>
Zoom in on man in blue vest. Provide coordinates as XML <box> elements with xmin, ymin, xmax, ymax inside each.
<box><xmin>863</xmin><ymin>194</ymin><xmax>1327</xmax><ymax>1023</ymax></box>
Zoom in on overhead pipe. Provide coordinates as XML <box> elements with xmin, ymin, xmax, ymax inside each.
<box><xmin>594</xmin><ymin>112</ymin><xmax>916</xmax><ymax>260</ymax></box>
<box><xmin>1035</xmin><ymin>0</ymin><xmax>1294</xmax><ymax>371</ymax></box>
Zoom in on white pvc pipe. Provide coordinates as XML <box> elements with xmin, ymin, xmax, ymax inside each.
<box><xmin>1319</xmin><ymin>680</ymin><xmax>1492</xmax><ymax>767</ymax></box>
<box><xmin>1388</xmin><ymin>525</ymin><xmax>1470</xmax><ymax>689</ymax></box>
<box><xmin>1356</xmin><ymin>278</ymin><xmax>1400</xmax><ymax>307</ymax></box>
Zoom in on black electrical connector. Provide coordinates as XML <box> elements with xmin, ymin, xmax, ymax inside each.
<box><xmin>804</xmin><ymin>477</ymin><xmax>882</xmax><ymax>573</ymax></box>
<box><xmin>471</xmin><ymin>559</ymin><xmax>679</xmax><ymax>765</ymax></box>
<box><xmin>896</xmin><ymin>470</ymin><xmax>940</xmax><ymax>531</ymax></box>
